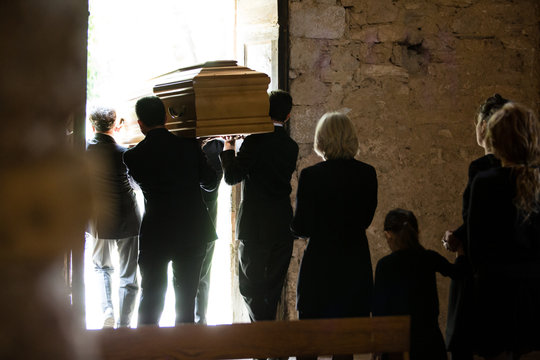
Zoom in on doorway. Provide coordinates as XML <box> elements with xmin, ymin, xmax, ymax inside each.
<box><xmin>84</xmin><ymin>0</ymin><xmax>281</xmax><ymax>328</ymax></box>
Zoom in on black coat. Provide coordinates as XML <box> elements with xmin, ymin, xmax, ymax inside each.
<box><xmin>86</xmin><ymin>133</ymin><xmax>140</xmax><ymax>239</ymax></box>
<box><xmin>220</xmin><ymin>126</ymin><xmax>299</xmax><ymax>243</ymax></box>
<box><xmin>291</xmin><ymin>158</ymin><xmax>377</xmax><ymax>317</ymax></box>
<box><xmin>452</xmin><ymin>154</ymin><xmax>501</xmax><ymax>242</ymax></box>
<box><xmin>123</xmin><ymin>128</ymin><xmax>217</xmax><ymax>253</ymax></box>
<box><xmin>446</xmin><ymin>154</ymin><xmax>500</xmax><ymax>350</ymax></box>
<box><xmin>468</xmin><ymin>167</ymin><xmax>540</xmax><ymax>354</ymax></box>
<box><xmin>374</xmin><ymin>248</ymin><xmax>468</xmax><ymax>360</ymax></box>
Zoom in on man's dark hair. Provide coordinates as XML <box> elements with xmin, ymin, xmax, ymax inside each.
<box><xmin>135</xmin><ymin>96</ymin><xmax>166</xmax><ymax>127</ymax></box>
<box><xmin>89</xmin><ymin>107</ymin><xmax>116</xmax><ymax>132</ymax></box>
<box><xmin>269</xmin><ymin>90</ymin><xmax>292</xmax><ymax>122</ymax></box>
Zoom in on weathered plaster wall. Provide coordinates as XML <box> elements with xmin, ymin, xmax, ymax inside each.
<box><xmin>284</xmin><ymin>0</ymin><xmax>540</xmax><ymax>332</ymax></box>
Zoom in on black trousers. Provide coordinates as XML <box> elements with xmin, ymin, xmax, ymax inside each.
<box><xmin>238</xmin><ymin>239</ymin><xmax>293</xmax><ymax>322</ymax></box>
<box><xmin>195</xmin><ymin>197</ymin><xmax>218</xmax><ymax>324</ymax></box>
<box><xmin>195</xmin><ymin>240</ymin><xmax>216</xmax><ymax>324</ymax></box>
<box><xmin>138</xmin><ymin>244</ymin><xmax>205</xmax><ymax>326</ymax></box>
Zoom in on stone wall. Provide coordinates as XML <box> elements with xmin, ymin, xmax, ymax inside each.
<box><xmin>284</xmin><ymin>0</ymin><xmax>540</xmax><ymax>331</ymax></box>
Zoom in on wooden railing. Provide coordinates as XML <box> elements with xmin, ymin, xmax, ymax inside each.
<box><xmin>86</xmin><ymin>316</ymin><xmax>410</xmax><ymax>360</ymax></box>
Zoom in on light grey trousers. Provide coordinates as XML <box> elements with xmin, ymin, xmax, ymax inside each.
<box><xmin>91</xmin><ymin>234</ymin><xmax>139</xmax><ymax>327</ymax></box>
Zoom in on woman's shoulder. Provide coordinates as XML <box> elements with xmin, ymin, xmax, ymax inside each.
<box><xmin>473</xmin><ymin>166</ymin><xmax>511</xmax><ymax>186</ymax></box>
<box><xmin>300</xmin><ymin>161</ymin><xmax>326</xmax><ymax>176</ymax></box>
<box><xmin>331</xmin><ymin>158</ymin><xmax>377</xmax><ymax>172</ymax></box>
<box><xmin>351</xmin><ymin>158</ymin><xmax>377</xmax><ymax>174</ymax></box>
<box><xmin>469</xmin><ymin>154</ymin><xmax>501</xmax><ymax>175</ymax></box>
<box><xmin>300</xmin><ymin>158</ymin><xmax>377</xmax><ymax>179</ymax></box>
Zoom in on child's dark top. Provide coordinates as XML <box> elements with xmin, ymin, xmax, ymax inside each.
<box><xmin>373</xmin><ymin>248</ymin><xmax>468</xmax><ymax>360</ymax></box>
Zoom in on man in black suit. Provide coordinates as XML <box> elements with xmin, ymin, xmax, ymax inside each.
<box><xmin>123</xmin><ymin>96</ymin><xmax>218</xmax><ymax>325</ymax></box>
<box><xmin>220</xmin><ymin>90</ymin><xmax>299</xmax><ymax>322</ymax></box>
<box><xmin>86</xmin><ymin>107</ymin><xmax>141</xmax><ymax>328</ymax></box>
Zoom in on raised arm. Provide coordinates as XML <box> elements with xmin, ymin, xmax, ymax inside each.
<box><xmin>197</xmin><ymin>142</ymin><xmax>218</xmax><ymax>192</ymax></box>
<box><xmin>428</xmin><ymin>250</ymin><xmax>470</xmax><ymax>280</ymax></box>
<box><xmin>220</xmin><ymin>136</ymin><xmax>257</xmax><ymax>186</ymax></box>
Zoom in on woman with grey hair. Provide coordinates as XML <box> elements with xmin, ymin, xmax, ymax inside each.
<box><xmin>291</xmin><ymin>112</ymin><xmax>378</xmax><ymax>336</ymax></box>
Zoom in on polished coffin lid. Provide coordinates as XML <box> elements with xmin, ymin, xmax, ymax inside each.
<box><xmin>153</xmin><ymin>60</ymin><xmax>273</xmax><ymax>138</ymax></box>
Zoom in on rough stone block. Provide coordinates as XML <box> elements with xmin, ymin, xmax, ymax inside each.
<box><xmin>366</xmin><ymin>0</ymin><xmax>399</xmax><ymax>24</ymax></box>
<box><xmin>290</xmin><ymin>3</ymin><xmax>346</xmax><ymax>39</ymax></box>
<box><xmin>357</xmin><ymin>64</ymin><xmax>409</xmax><ymax>78</ymax></box>
<box><xmin>393</xmin><ymin>42</ymin><xmax>430</xmax><ymax>75</ymax></box>
<box><xmin>350</xmin><ymin>26</ymin><xmax>379</xmax><ymax>43</ymax></box>
<box><xmin>422</xmin><ymin>32</ymin><xmax>456</xmax><ymax>52</ymax></box>
<box><xmin>382</xmin><ymin>78</ymin><xmax>411</xmax><ymax>99</ymax></box>
<box><xmin>348</xmin><ymin>11</ymin><xmax>368</xmax><ymax>31</ymax></box>
<box><xmin>450</xmin><ymin>7</ymin><xmax>503</xmax><ymax>37</ymax></box>
<box><xmin>377</xmin><ymin>24</ymin><xmax>408</xmax><ymax>43</ymax></box>
<box><xmin>341</xmin><ymin>0</ymin><xmax>364</xmax><ymax>9</ymax></box>
<box><xmin>325</xmin><ymin>83</ymin><xmax>349</xmax><ymax>110</ymax></box>
<box><xmin>432</xmin><ymin>0</ymin><xmax>474</xmax><ymax>6</ymax></box>
<box><xmin>314</xmin><ymin>0</ymin><xmax>338</xmax><ymax>4</ymax></box>
<box><xmin>328</xmin><ymin>46</ymin><xmax>360</xmax><ymax>71</ymax></box>
<box><xmin>290</xmin><ymin>105</ymin><xmax>326</xmax><ymax>144</ymax></box>
<box><xmin>290</xmin><ymin>75</ymin><xmax>330</xmax><ymax>106</ymax></box>
<box><xmin>438</xmin><ymin>129</ymin><xmax>453</xmax><ymax>138</ymax></box>
<box><xmin>321</xmin><ymin>69</ymin><xmax>353</xmax><ymax>83</ymax></box>
<box><xmin>403</xmin><ymin>1</ymin><xmax>424</xmax><ymax>10</ymax></box>
<box><xmin>342</xmin><ymin>88</ymin><xmax>386</xmax><ymax>126</ymax></box>
<box><xmin>391</xmin><ymin>44</ymin><xmax>404</xmax><ymax>66</ymax></box>
<box><xmin>360</xmin><ymin>43</ymin><xmax>394</xmax><ymax>65</ymax></box>
<box><xmin>290</xmin><ymin>38</ymin><xmax>326</xmax><ymax>70</ymax></box>
<box><xmin>501</xmin><ymin>31</ymin><xmax>537</xmax><ymax>50</ymax></box>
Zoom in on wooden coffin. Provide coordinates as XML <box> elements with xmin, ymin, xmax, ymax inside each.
<box><xmin>153</xmin><ymin>60</ymin><xmax>273</xmax><ymax>138</ymax></box>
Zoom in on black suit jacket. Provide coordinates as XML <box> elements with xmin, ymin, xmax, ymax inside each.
<box><xmin>220</xmin><ymin>125</ymin><xmax>298</xmax><ymax>243</ymax></box>
<box><xmin>291</xmin><ymin>158</ymin><xmax>377</xmax><ymax>315</ymax></box>
<box><xmin>86</xmin><ymin>133</ymin><xmax>140</xmax><ymax>239</ymax></box>
<box><xmin>123</xmin><ymin>128</ymin><xmax>217</xmax><ymax>253</ymax></box>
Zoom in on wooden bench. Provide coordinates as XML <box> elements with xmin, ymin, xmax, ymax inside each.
<box><xmin>86</xmin><ymin>316</ymin><xmax>410</xmax><ymax>360</ymax></box>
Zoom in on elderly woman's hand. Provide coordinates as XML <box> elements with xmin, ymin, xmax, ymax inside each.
<box><xmin>442</xmin><ymin>230</ymin><xmax>461</xmax><ymax>252</ymax></box>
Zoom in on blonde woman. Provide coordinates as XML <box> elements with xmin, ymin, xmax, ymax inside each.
<box><xmin>467</xmin><ymin>102</ymin><xmax>540</xmax><ymax>359</ymax></box>
<box><xmin>291</xmin><ymin>112</ymin><xmax>378</xmax><ymax>325</ymax></box>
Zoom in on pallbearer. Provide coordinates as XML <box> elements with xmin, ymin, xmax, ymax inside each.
<box><xmin>221</xmin><ymin>90</ymin><xmax>299</xmax><ymax>322</ymax></box>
